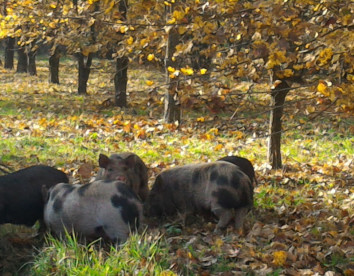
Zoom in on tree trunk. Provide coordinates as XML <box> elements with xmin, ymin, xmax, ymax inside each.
<box><xmin>77</xmin><ymin>53</ymin><xmax>93</xmax><ymax>95</ymax></box>
<box><xmin>16</xmin><ymin>47</ymin><xmax>27</xmax><ymax>73</ymax></box>
<box><xmin>267</xmin><ymin>81</ymin><xmax>290</xmax><ymax>169</ymax></box>
<box><xmin>49</xmin><ymin>46</ymin><xmax>61</xmax><ymax>84</ymax></box>
<box><xmin>4</xmin><ymin>37</ymin><xmax>15</xmax><ymax>69</ymax></box>
<box><xmin>3</xmin><ymin>0</ymin><xmax>15</xmax><ymax>70</ymax></box>
<box><xmin>28</xmin><ymin>49</ymin><xmax>37</xmax><ymax>76</ymax></box>
<box><xmin>114</xmin><ymin>0</ymin><xmax>128</xmax><ymax>107</ymax></box>
<box><xmin>114</xmin><ymin>57</ymin><xmax>128</xmax><ymax>107</ymax></box>
<box><xmin>164</xmin><ymin>27</ymin><xmax>181</xmax><ymax>123</ymax></box>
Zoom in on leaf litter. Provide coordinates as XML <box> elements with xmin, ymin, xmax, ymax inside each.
<box><xmin>0</xmin><ymin>60</ymin><xmax>353</xmax><ymax>275</ymax></box>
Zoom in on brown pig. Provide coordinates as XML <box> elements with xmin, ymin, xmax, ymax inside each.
<box><xmin>144</xmin><ymin>161</ymin><xmax>253</xmax><ymax>231</ymax></box>
<box><xmin>96</xmin><ymin>152</ymin><xmax>149</xmax><ymax>202</ymax></box>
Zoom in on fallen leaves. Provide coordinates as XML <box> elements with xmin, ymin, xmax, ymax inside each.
<box><xmin>273</xmin><ymin>250</ymin><xmax>287</xmax><ymax>267</ymax></box>
<box><xmin>1</xmin><ymin>59</ymin><xmax>353</xmax><ymax>275</ymax></box>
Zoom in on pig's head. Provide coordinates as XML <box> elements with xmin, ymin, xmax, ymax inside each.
<box><xmin>99</xmin><ymin>154</ymin><xmax>135</xmax><ymax>182</ymax></box>
<box><xmin>144</xmin><ymin>192</ymin><xmax>162</xmax><ymax>217</ymax></box>
<box><xmin>144</xmin><ymin>176</ymin><xmax>176</xmax><ymax>217</ymax></box>
<box><xmin>99</xmin><ymin>153</ymin><xmax>149</xmax><ymax>201</ymax></box>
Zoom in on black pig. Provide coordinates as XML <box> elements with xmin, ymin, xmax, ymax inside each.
<box><xmin>218</xmin><ymin>156</ymin><xmax>257</xmax><ymax>186</ymax></box>
<box><xmin>0</xmin><ymin>165</ymin><xmax>68</xmax><ymax>229</ymax></box>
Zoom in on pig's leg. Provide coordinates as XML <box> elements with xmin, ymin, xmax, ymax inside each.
<box><xmin>212</xmin><ymin>207</ymin><xmax>233</xmax><ymax>230</ymax></box>
<box><xmin>234</xmin><ymin>207</ymin><xmax>248</xmax><ymax>230</ymax></box>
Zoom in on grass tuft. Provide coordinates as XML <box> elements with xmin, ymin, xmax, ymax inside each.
<box><xmin>30</xmin><ymin>231</ymin><xmax>173</xmax><ymax>275</ymax></box>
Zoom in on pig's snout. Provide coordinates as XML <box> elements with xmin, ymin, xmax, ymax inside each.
<box><xmin>116</xmin><ymin>175</ymin><xmax>126</xmax><ymax>182</ymax></box>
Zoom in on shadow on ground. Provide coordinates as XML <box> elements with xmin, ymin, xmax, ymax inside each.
<box><xmin>0</xmin><ymin>225</ymin><xmax>44</xmax><ymax>275</ymax></box>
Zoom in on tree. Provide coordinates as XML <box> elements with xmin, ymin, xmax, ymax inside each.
<box><xmin>1</xmin><ymin>0</ymin><xmax>352</xmax><ymax>169</ymax></box>
<box><xmin>16</xmin><ymin>46</ymin><xmax>27</xmax><ymax>73</ymax></box>
<box><xmin>114</xmin><ymin>0</ymin><xmax>129</xmax><ymax>107</ymax></box>
<box><xmin>4</xmin><ymin>37</ymin><xmax>15</xmax><ymax>69</ymax></box>
<box><xmin>267</xmin><ymin>81</ymin><xmax>290</xmax><ymax>169</ymax></box>
<box><xmin>164</xmin><ymin>26</ymin><xmax>181</xmax><ymax>123</ymax></box>
<box><xmin>1</xmin><ymin>0</ymin><xmax>15</xmax><ymax>69</ymax></box>
<box><xmin>27</xmin><ymin>41</ymin><xmax>37</xmax><ymax>75</ymax></box>
<box><xmin>49</xmin><ymin>45</ymin><xmax>61</xmax><ymax>84</ymax></box>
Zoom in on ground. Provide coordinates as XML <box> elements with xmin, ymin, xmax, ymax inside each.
<box><xmin>0</xmin><ymin>58</ymin><xmax>353</xmax><ymax>275</ymax></box>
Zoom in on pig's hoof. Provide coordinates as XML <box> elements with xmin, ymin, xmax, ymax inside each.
<box><xmin>213</xmin><ymin>228</ymin><xmax>221</xmax><ymax>234</ymax></box>
<box><xmin>234</xmin><ymin>227</ymin><xmax>244</xmax><ymax>236</ymax></box>
<box><xmin>213</xmin><ymin>226</ymin><xmax>226</xmax><ymax>234</ymax></box>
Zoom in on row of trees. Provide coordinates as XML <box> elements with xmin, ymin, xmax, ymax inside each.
<box><xmin>1</xmin><ymin>0</ymin><xmax>353</xmax><ymax>169</ymax></box>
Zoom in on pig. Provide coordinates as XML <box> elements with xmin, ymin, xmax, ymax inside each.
<box><xmin>218</xmin><ymin>156</ymin><xmax>257</xmax><ymax>186</ymax></box>
<box><xmin>96</xmin><ymin>152</ymin><xmax>149</xmax><ymax>202</ymax></box>
<box><xmin>144</xmin><ymin>161</ymin><xmax>253</xmax><ymax>231</ymax></box>
<box><xmin>43</xmin><ymin>180</ymin><xmax>143</xmax><ymax>243</ymax></box>
<box><xmin>0</xmin><ymin>165</ymin><xmax>68</xmax><ymax>229</ymax></box>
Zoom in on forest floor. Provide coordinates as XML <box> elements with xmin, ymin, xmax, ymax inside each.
<box><xmin>0</xmin><ymin>58</ymin><xmax>353</xmax><ymax>275</ymax></box>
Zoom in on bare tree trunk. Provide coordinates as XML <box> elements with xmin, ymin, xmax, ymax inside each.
<box><xmin>77</xmin><ymin>53</ymin><xmax>93</xmax><ymax>95</ymax></box>
<box><xmin>16</xmin><ymin>47</ymin><xmax>27</xmax><ymax>73</ymax></box>
<box><xmin>114</xmin><ymin>57</ymin><xmax>128</xmax><ymax>107</ymax></box>
<box><xmin>164</xmin><ymin>27</ymin><xmax>181</xmax><ymax>123</ymax></box>
<box><xmin>28</xmin><ymin>48</ymin><xmax>37</xmax><ymax>76</ymax></box>
<box><xmin>4</xmin><ymin>37</ymin><xmax>15</xmax><ymax>69</ymax></box>
<box><xmin>2</xmin><ymin>0</ymin><xmax>15</xmax><ymax>70</ymax></box>
<box><xmin>267</xmin><ymin>81</ymin><xmax>290</xmax><ymax>169</ymax></box>
<box><xmin>49</xmin><ymin>46</ymin><xmax>61</xmax><ymax>84</ymax></box>
<box><xmin>114</xmin><ymin>0</ymin><xmax>128</xmax><ymax>107</ymax></box>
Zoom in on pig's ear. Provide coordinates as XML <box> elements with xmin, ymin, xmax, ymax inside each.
<box><xmin>99</xmin><ymin>154</ymin><xmax>110</xmax><ymax>168</ymax></box>
<box><xmin>125</xmin><ymin>155</ymin><xmax>136</xmax><ymax>168</ymax></box>
<box><xmin>153</xmin><ymin>175</ymin><xmax>164</xmax><ymax>190</ymax></box>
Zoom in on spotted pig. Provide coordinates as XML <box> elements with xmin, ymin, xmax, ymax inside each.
<box><xmin>96</xmin><ymin>152</ymin><xmax>149</xmax><ymax>202</ymax></box>
<box><xmin>144</xmin><ymin>161</ymin><xmax>253</xmax><ymax>231</ymax></box>
<box><xmin>0</xmin><ymin>165</ymin><xmax>68</xmax><ymax>229</ymax></box>
<box><xmin>218</xmin><ymin>156</ymin><xmax>257</xmax><ymax>186</ymax></box>
<box><xmin>43</xmin><ymin>180</ymin><xmax>143</xmax><ymax>243</ymax></box>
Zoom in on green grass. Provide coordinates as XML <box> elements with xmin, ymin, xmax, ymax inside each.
<box><xmin>30</xmin><ymin>232</ymin><xmax>173</xmax><ymax>275</ymax></box>
<box><xmin>1</xmin><ymin>57</ymin><xmax>353</xmax><ymax>275</ymax></box>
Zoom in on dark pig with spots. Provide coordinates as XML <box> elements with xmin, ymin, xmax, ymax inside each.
<box><xmin>0</xmin><ymin>165</ymin><xmax>68</xmax><ymax>229</ymax></box>
<box><xmin>96</xmin><ymin>152</ymin><xmax>149</xmax><ymax>201</ymax></box>
<box><xmin>218</xmin><ymin>156</ymin><xmax>257</xmax><ymax>186</ymax></box>
<box><xmin>43</xmin><ymin>180</ymin><xmax>143</xmax><ymax>243</ymax></box>
<box><xmin>144</xmin><ymin>161</ymin><xmax>253</xmax><ymax>231</ymax></box>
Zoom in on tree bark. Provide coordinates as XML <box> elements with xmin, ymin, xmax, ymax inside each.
<box><xmin>16</xmin><ymin>47</ymin><xmax>27</xmax><ymax>73</ymax></box>
<box><xmin>77</xmin><ymin>53</ymin><xmax>93</xmax><ymax>95</ymax></box>
<box><xmin>49</xmin><ymin>46</ymin><xmax>61</xmax><ymax>84</ymax></box>
<box><xmin>164</xmin><ymin>27</ymin><xmax>181</xmax><ymax>123</ymax></box>
<box><xmin>3</xmin><ymin>0</ymin><xmax>15</xmax><ymax>70</ymax></box>
<box><xmin>267</xmin><ymin>81</ymin><xmax>290</xmax><ymax>169</ymax></box>
<box><xmin>28</xmin><ymin>48</ymin><xmax>37</xmax><ymax>76</ymax></box>
<box><xmin>114</xmin><ymin>57</ymin><xmax>128</xmax><ymax>107</ymax></box>
<box><xmin>114</xmin><ymin>0</ymin><xmax>128</xmax><ymax>107</ymax></box>
<box><xmin>4</xmin><ymin>37</ymin><xmax>15</xmax><ymax>69</ymax></box>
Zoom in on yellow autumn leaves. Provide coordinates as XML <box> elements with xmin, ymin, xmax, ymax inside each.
<box><xmin>167</xmin><ymin>10</ymin><xmax>187</xmax><ymax>24</ymax></box>
<box><xmin>145</xmin><ymin>56</ymin><xmax>207</xmax><ymax>81</ymax></box>
<box><xmin>265</xmin><ymin>51</ymin><xmax>287</xmax><ymax>69</ymax></box>
<box><xmin>318</xmin><ymin>48</ymin><xmax>333</xmax><ymax>66</ymax></box>
<box><xmin>273</xmin><ymin>251</ymin><xmax>287</xmax><ymax>267</ymax></box>
<box><xmin>317</xmin><ymin>81</ymin><xmax>354</xmax><ymax>111</ymax></box>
